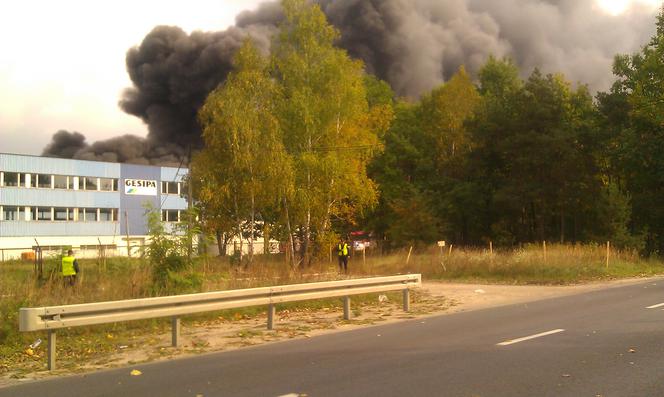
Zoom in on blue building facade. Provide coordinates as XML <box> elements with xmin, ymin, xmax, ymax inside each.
<box><xmin>0</xmin><ymin>153</ymin><xmax>188</xmax><ymax>259</ymax></box>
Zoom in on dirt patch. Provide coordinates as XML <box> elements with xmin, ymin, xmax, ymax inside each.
<box><xmin>1</xmin><ymin>276</ymin><xmax>660</xmax><ymax>387</ymax></box>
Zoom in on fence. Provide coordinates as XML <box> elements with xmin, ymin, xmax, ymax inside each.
<box><xmin>0</xmin><ymin>244</ymin><xmax>147</xmax><ymax>262</ymax></box>
<box><xmin>19</xmin><ymin>274</ymin><xmax>421</xmax><ymax>370</ymax></box>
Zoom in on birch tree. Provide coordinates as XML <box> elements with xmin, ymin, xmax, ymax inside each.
<box><xmin>195</xmin><ymin>40</ymin><xmax>288</xmax><ymax>263</ymax></box>
<box><xmin>272</xmin><ymin>0</ymin><xmax>379</xmax><ymax>264</ymax></box>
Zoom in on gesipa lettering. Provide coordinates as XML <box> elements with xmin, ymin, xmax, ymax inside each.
<box><xmin>124</xmin><ymin>179</ymin><xmax>157</xmax><ymax>188</ymax></box>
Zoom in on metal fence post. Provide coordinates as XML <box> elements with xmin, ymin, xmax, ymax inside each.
<box><xmin>48</xmin><ymin>330</ymin><xmax>56</xmax><ymax>370</ymax></box>
<box><xmin>267</xmin><ymin>304</ymin><xmax>276</xmax><ymax>330</ymax></box>
<box><xmin>403</xmin><ymin>289</ymin><xmax>410</xmax><ymax>312</ymax></box>
<box><xmin>171</xmin><ymin>316</ymin><xmax>180</xmax><ymax>347</ymax></box>
<box><xmin>343</xmin><ymin>296</ymin><xmax>351</xmax><ymax>320</ymax></box>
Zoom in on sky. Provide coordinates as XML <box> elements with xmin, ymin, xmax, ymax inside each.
<box><xmin>0</xmin><ymin>0</ymin><xmax>660</xmax><ymax>155</ymax></box>
<box><xmin>0</xmin><ymin>0</ymin><xmax>264</xmax><ymax>155</ymax></box>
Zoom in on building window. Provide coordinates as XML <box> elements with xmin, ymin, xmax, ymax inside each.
<box><xmin>25</xmin><ymin>173</ymin><xmax>36</xmax><ymax>188</ymax></box>
<box><xmin>36</xmin><ymin>174</ymin><xmax>52</xmax><ymax>188</ymax></box>
<box><xmin>2</xmin><ymin>206</ymin><xmax>18</xmax><ymax>220</ymax></box>
<box><xmin>54</xmin><ymin>207</ymin><xmax>68</xmax><ymax>221</ymax></box>
<box><xmin>162</xmin><ymin>209</ymin><xmax>179</xmax><ymax>222</ymax></box>
<box><xmin>54</xmin><ymin>175</ymin><xmax>68</xmax><ymax>189</ymax></box>
<box><xmin>162</xmin><ymin>181</ymin><xmax>179</xmax><ymax>195</ymax></box>
<box><xmin>68</xmin><ymin>208</ymin><xmax>76</xmax><ymax>221</ymax></box>
<box><xmin>36</xmin><ymin>207</ymin><xmax>51</xmax><ymax>221</ymax></box>
<box><xmin>68</xmin><ymin>177</ymin><xmax>79</xmax><ymax>190</ymax></box>
<box><xmin>84</xmin><ymin>208</ymin><xmax>98</xmax><ymax>222</ymax></box>
<box><xmin>84</xmin><ymin>177</ymin><xmax>98</xmax><ymax>191</ymax></box>
<box><xmin>99</xmin><ymin>178</ymin><xmax>116</xmax><ymax>191</ymax></box>
<box><xmin>3</xmin><ymin>172</ymin><xmax>19</xmax><ymax>187</ymax></box>
<box><xmin>99</xmin><ymin>208</ymin><xmax>116</xmax><ymax>222</ymax></box>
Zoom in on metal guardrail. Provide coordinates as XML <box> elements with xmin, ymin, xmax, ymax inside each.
<box><xmin>19</xmin><ymin>274</ymin><xmax>421</xmax><ymax>370</ymax></box>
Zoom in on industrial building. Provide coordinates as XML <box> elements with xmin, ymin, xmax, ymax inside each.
<box><xmin>0</xmin><ymin>153</ymin><xmax>188</xmax><ymax>260</ymax></box>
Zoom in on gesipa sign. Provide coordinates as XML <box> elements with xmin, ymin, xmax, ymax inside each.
<box><xmin>124</xmin><ymin>179</ymin><xmax>157</xmax><ymax>196</ymax></box>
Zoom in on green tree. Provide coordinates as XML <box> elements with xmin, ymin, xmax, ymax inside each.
<box><xmin>608</xmin><ymin>9</ymin><xmax>664</xmax><ymax>254</ymax></box>
<box><xmin>272</xmin><ymin>0</ymin><xmax>379</xmax><ymax>264</ymax></box>
<box><xmin>190</xmin><ymin>151</ymin><xmax>236</xmax><ymax>256</ymax></box>
<box><xmin>369</xmin><ymin>67</ymin><xmax>481</xmax><ymax>247</ymax></box>
<box><xmin>196</xmin><ymin>39</ymin><xmax>290</xmax><ymax>263</ymax></box>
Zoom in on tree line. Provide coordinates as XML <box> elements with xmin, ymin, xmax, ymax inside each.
<box><xmin>191</xmin><ymin>0</ymin><xmax>664</xmax><ymax>262</ymax></box>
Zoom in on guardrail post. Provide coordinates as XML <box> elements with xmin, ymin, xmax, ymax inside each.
<box><xmin>47</xmin><ymin>330</ymin><xmax>56</xmax><ymax>370</ymax></box>
<box><xmin>403</xmin><ymin>289</ymin><xmax>410</xmax><ymax>312</ymax></box>
<box><xmin>343</xmin><ymin>296</ymin><xmax>351</xmax><ymax>320</ymax></box>
<box><xmin>267</xmin><ymin>304</ymin><xmax>276</xmax><ymax>330</ymax></box>
<box><xmin>171</xmin><ymin>316</ymin><xmax>180</xmax><ymax>347</ymax></box>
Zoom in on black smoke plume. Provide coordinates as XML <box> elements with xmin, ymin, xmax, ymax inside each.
<box><xmin>43</xmin><ymin>0</ymin><xmax>657</xmax><ymax>164</ymax></box>
<box><xmin>42</xmin><ymin>130</ymin><xmax>186</xmax><ymax>166</ymax></box>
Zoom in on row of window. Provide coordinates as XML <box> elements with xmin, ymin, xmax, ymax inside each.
<box><xmin>0</xmin><ymin>172</ymin><xmax>182</xmax><ymax>195</ymax></box>
<box><xmin>0</xmin><ymin>172</ymin><xmax>118</xmax><ymax>191</ymax></box>
<box><xmin>1</xmin><ymin>206</ymin><xmax>117</xmax><ymax>222</ymax></box>
<box><xmin>0</xmin><ymin>206</ymin><xmax>184</xmax><ymax>223</ymax></box>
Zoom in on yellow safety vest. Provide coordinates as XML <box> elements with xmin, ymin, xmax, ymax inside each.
<box><xmin>338</xmin><ymin>243</ymin><xmax>348</xmax><ymax>256</ymax></box>
<box><xmin>61</xmin><ymin>256</ymin><xmax>76</xmax><ymax>276</ymax></box>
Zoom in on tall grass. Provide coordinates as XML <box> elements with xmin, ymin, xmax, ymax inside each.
<box><xmin>1</xmin><ymin>244</ymin><xmax>662</xmax><ymax>376</ymax></box>
<box><xmin>351</xmin><ymin>243</ymin><xmax>663</xmax><ymax>284</ymax></box>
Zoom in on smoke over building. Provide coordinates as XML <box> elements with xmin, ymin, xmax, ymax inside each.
<box><xmin>42</xmin><ymin>0</ymin><xmax>657</xmax><ymax>164</ymax></box>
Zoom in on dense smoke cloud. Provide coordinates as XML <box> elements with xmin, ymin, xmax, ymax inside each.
<box><xmin>42</xmin><ymin>130</ymin><xmax>186</xmax><ymax>166</ymax></box>
<box><xmin>119</xmin><ymin>23</ymin><xmax>276</xmax><ymax>150</ymax></box>
<box><xmin>42</xmin><ymin>130</ymin><xmax>88</xmax><ymax>159</ymax></box>
<box><xmin>42</xmin><ymin>0</ymin><xmax>657</xmax><ymax>164</ymax></box>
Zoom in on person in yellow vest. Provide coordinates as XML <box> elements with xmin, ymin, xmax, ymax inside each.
<box><xmin>337</xmin><ymin>238</ymin><xmax>350</xmax><ymax>273</ymax></box>
<box><xmin>61</xmin><ymin>249</ymin><xmax>80</xmax><ymax>286</ymax></box>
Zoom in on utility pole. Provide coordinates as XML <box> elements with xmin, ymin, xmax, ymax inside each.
<box><xmin>125</xmin><ymin>210</ymin><xmax>131</xmax><ymax>257</ymax></box>
<box><xmin>187</xmin><ymin>145</ymin><xmax>194</xmax><ymax>261</ymax></box>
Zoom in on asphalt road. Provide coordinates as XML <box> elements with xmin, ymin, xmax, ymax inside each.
<box><xmin>3</xmin><ymin>279</ymin><xmax>664</xmax><ymax>397</ymax></box>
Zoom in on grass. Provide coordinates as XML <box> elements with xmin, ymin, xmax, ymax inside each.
<box><xmin>353</xmin><ymin>243</ymin><xmax>664</xmax><ymax>284</ymax></box>
<box><xmin>0</xmin><ymin>243</ymin><xmax>662</xmax><ymax>378</ymax></box>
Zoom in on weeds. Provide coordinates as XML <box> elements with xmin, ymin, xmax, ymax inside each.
<box><xmin>0</xmin><ymin>243</ymin><xmax>662</xmax><ymax>378</ymax></box>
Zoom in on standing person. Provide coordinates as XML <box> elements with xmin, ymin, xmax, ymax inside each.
<box><xmin>337</xmin><ymin>238</ymin><xmax>350</xmax><ymax>274</ymax></box>
<box><xmin>61</xmin><ymin>249</ymin><xmax>80</xmax><ymax>286</ymax></box>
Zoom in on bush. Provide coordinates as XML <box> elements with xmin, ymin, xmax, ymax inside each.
<box><xmin>144</xmin><ymin>203</ymin><xmax>202</xmax><ymax>292</ymax></box>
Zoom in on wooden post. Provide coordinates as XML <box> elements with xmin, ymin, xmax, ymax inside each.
<box><xmin>439</xmin><ymin>245</ymin><xmax>447</xmax><ymax>272</ymax></box>
<box><xmin>448</xmin><ymin>244</ymin><xmax>453</xmax><ymax>256</ymax></box>
<box><xmin>489</xmin><ymin>241</ymin><xmax>493</xmax><ymax>255</ymax></box>
<box><xmin>606</xmin><ymin>241</ymin><xmax>610</xmax><ymax>269</ymax></box>
<box><xmin>543</xmin><ymin>240</ymin><xmax>547</xmax><ymax>262</ymax></box>
<box><xmin>362</xmin><ymin>247</ymin><xmax>366</xmax><ymax>267</ymax></box>
<box><xmin>406</xmin><ymin>246</ymin><xmax>413</xmax><ymax>265</ymax></box>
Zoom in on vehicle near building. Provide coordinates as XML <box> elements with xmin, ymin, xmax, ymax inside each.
<box><xmin>349</xmin><ymin>230</ymin><xmax>373</xmax><ymax>251</ymax></box>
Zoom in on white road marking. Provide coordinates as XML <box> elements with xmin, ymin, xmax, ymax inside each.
<box><xmin>646</xmin><ymin>302</ymin><xmax>664</xmax><ymax>309</ymax></box>
<box><xmin>497</xmin><ymin>329</ymin><xmax>565</xmax><ymax>346</ymax></box>
<box><xmin>277</xmin><ymin>394</ymin><xmax>300</xmax><ymax>397</ymax></box>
